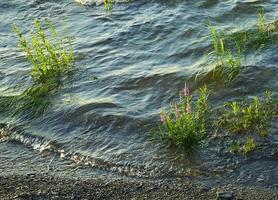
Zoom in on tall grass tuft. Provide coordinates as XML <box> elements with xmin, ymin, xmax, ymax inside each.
<box><xmin>227</xmin><ymin>8</ymin><xmax>273</xmax><ymax>50</ymax></box>
<box><xmin>13</xmin><ymin>19</ymin><xmax>74</xmax><ymax>84</ymax></box>
<box><xmin>158</xmin><ymin>84</ymin><xmax>211</xmax><ymax>150</ymax></box>
<box><xmin>209</xmin><ymin>25</ymin><xmax>242</xmax><ymax>81</ymax></box>
<box><xmin>257</xmin><ymin>8</ymin><xmax>269</xmax><ymax>44</ymax></box>
<box><xmin>104</xmin><ymin>0</ymin><xmax>113</xmax><ymax>13</ymax></box>
<box><xmin>9</xmin><ymin>19</ymin><xmax>75</xmax><ymax>116</ymax></box>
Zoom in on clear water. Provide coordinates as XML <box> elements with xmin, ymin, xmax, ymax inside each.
<box><xmin>0</xmin><ymin>0</ymin><xmax>277</xmax><ymax>189</ymax></box>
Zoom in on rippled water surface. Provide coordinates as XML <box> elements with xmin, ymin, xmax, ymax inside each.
<box><xmin>0</xmin><ymin>0</ymin><xmax>277</xmax><ymax>189</ymax></box>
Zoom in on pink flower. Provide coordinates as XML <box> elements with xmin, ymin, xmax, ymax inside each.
<box><xmin>183</xmin><ymin>82</ymin><xmax>190</xmax><ymax>97</ymax></box>
<box><xmin>186</xmin><ymin>101</ymin><xmax>191</xmax><ymax>113</ymax></box>
<box><xmin>175</xmin><ymin>103</ymin><xmax>180</xmax><ymax>118</ymax></box>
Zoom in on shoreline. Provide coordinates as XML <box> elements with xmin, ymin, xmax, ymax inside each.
<box><xmin>0</xmin><ymin>173</ymin><xmax>277</xmax><ymax>199</ymax></box>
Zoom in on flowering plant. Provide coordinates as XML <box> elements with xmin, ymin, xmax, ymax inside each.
<box><xmin>159</xmin><ymin>83</ymin><xmax>210</xmax><ymax>149</ymax></box>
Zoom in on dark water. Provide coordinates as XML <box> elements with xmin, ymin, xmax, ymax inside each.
<box><xmin>0</xmin><ymin>0</ymin><xmax>277</xmax><ymax>189</ymax></box>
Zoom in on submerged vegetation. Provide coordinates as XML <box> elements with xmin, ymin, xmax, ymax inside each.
<box><xmin>218</xmin><ymin>91</ymin><xmax>277</xmax><ymax>136</ymax></box>
<box><xmin>158</xmin><ymin>9</ymin><xmax>278</xmax><ymax>151</ymax></box>
<box><xmin>158</xmin><ymin>84</ymin><xmax>211</xmax><ymax>150</ymax></box>
<box><xmin>104</xmin><ymin>0</ymin><xmax>113</xmax><ymax>12</ymax></box>
<box><xmin>218</xmin><ymin>92</ymin><xmax>277</xmax><ymax>154</ymax></box>
<box><xmin>207</xmin><ymin>8</ymin><xmax>278</xmax><ymax>82</ymax></box>
<box><xmin>0</xmin><ymin>19</ymin><xmax>75</xmax><ymax>116</ymax></box>
<box><xmin>209</xmin><ymin>25</ymin><xmax>242</xmax><ymax>81</ymax></box>
<box><xmin>0</xmin><ymin>2</ymin><xmax>276</xmax><ymax>170</ymax></box>
<box><xmin>243</xmin><ymin>137</ymin><xmax>256</xmax><ymax>154</ymax></box>
<box><xmin>157</xmin><ymin>83</ymin><xmax>277</xmax><ymax>152</ymax></box>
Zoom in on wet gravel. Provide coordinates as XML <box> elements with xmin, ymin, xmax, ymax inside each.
<box><xmin>0</xmin><ymin>173</ymin><xmax>277</xmax><ymax>200</ymax></box>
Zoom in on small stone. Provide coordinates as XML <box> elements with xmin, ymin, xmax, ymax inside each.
<box><xmin>217</xmin><ymin>191</ymin><xmax>235</xmax><ymax>200</ymax></box>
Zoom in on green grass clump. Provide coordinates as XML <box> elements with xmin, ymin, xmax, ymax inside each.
<box><xmin>257</xmin><ymin>8</ymin><xmax>270</xmax><ymax>45</ymax></box>
<box><xmin>243</xmin><ymin>137</ymin><xmax>256</xmax><ymax>154</ymax></box>
<box><xmin>230</xmin><ymin>141</ymin><xmax>240</xmax><ymax>154</ymax></box>
<box><xmin>13</xmin><ymin>19</ymin><xmax>74</xmax><ymax>84</ymax></box>
<box><xmin>258</xmin><ymin>9</ymin><xmax>266</xmax><ymax>36</ymax></box>
<box><xmin>158</xmin><ymin>84</ymin><xmax>211</xmax><ymax>150</ymax></box>
<box><xmin>224</xmin><ymin>9</ymin><xmax>274</xmax><ymax>51</ymax></box>
<box><xmin>104</xmin><ymin>0</ymin><xmax>113</xmax><ymax>12</ymax></box>
<box><xmin>206</xmin><ymin>9</ymin><xmax>278</xmax><ymax>82</ymax></box>
<box><xmin>0</xmin><ymin>81</ymin><xmax>58</xmax><ymax>117</ymax></box>
<box><xmin>4</xmin><ymin>19</ymin><xmax>75</xmax><ymax>116</ymax></box>
<box><xmin>209</xmin><ymin>25</ymin><xmax>242</xmax><ymax>81</ymax></box>
<box><xmin>218</xmin><ymin>91</ymin><xmax>277</xmax><ymax>137</ymax></box>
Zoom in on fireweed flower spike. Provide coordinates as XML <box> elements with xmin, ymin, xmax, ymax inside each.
<box><xmin>184</xmin><ymin>82</ymin><xmax>190</xmax><ymax>97</ymax></box>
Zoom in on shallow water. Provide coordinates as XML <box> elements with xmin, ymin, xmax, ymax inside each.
<box><xmin>0</xmin><ymin>0</ymin><xmax>277</xmax><ymax>189</ymax></box>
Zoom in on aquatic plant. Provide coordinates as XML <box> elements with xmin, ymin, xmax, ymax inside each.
<box><xmin>230</xmin><ymin>141</ymin><xmax>240</xmax><ymax>154</ymax></box>
<box><xmin>158</xmin><ymin>84</ymin><xmax>211</xmax><ymax>150</ymax></box>
<box><xmin>243</xmin><ymin>137</ymin><xmax>256</xmax><ymax>154</ymax></box>
<box><xmin>224</xmin><ymin>8</ymin><xmax>274</xmax><ymax>51</ymax></box>
<box><xmin>258</xmin><ymin>9</ymin><xmax>266</xmax><ymax>36</ymax></box>
<box><xmin>218</xmin><ymin>91</ymin><xmax>277</xmax><ymax>137</ymax></box>
<box><xmin>104</xmin><ymin>0</ymin><xmax>113</xmax><ymax>12</ymax></box>
<box><xmin>0</xmin><ymin>82</ymin><xmax>57</xmax><ymax>117</ymax></box>
<box><xmin>209</xmin><ymin>25</ymin><xmax>242</xmax><ymax>81</ymax></box>
<box><xmin>13</xmin><ymin>19</ymin><xmax>74</xmax><ymax>84</ymax></box>
<box><xmin>6</xmin><ymin>19</ymin><xmax>75</xmax><ymax>116</ymax></box>
<box><xmin>257</xmin><ymin>8</ymin><xmax>271</xmax><ymax>45</ymax></box>
<box><xmin>206</xmin><ymin>9</ymin><xmax>277</xmax><ymax>82</ymax></box>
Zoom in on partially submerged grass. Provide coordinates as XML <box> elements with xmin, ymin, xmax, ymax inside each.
<box><xmin>243</xmin><ymin>137</ymin><xmax>256</xmax><ymax>154</ymax></box>
<box><xmin>225</xmin><ymin>91</ymin><xmax>277</xmax><ymax>155</ymax></box>
<box><xmin>0</xmin><ymin>80</ymin><xmax>61</xmax><ymax>117</ymax></box>
<box><xmin>104</xmin><ymin>0</ymin><xmax>113</xmax><ymax>13</ymax></box>
<box><xmin>258</xmin><ymin>8</ymin><xmax>266</xmax><ymax>40</ymax></box>
<box><xmin>209</xmin><ymin>25</ymin><xmax>242</xmax><ymax>81</ymax></box>
<box><xmin>218</xmin><ymin>91</ymin><xmax>277</xmax><ymax>137</ymax></box>
<box><xmin>230</xmin><ymin>140</ymin><xmax>240</xmax><ymax>154</ymax></box>
<box><xmin>156</xmin><ymin>81</ymin><xmax>277</xmax><ymax>154</ymax></box>
<box><xmin>158</xmin><ymin>84</ymin><xmax>211</xmax><ymax>150</ymax></box>
<box><xmin>2</xmin><ymin>19</ymin><xmax>75</xmax><ymax>116</ymax></box>
<box><xmin>223</xmin><ymin>8</ymin><xmax>275</xmax><ymax>51</ymax></box>
<box><xmin>206</xmin><ymin>9</ymin><xmax>278</xmax><ymax>82</ymax></box>
<box><xmin>13</xmin><ymin>19</ymin><xmax>74</xmax><ymax>84</ymax></box>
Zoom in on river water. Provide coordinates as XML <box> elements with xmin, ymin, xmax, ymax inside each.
<box><xmin>0</xmin><ymin>0</ymin><xmax>277</xmax><ymax>189</ymax></box>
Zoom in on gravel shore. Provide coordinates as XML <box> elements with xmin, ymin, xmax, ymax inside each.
<box><xmin>0</xmin><ymin>173</ymin><xmax>277</xmax><ymax>200</ymax></box>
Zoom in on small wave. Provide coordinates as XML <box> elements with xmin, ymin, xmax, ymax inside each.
<box><xmin>0</xmin><ymin>123</ymin><xmax>61</xmax><ymax>153</ymax></box>
<box><xmin>0</xmin><ymin>123</ymin><xmax>210</xmax><ymax>178</ymax></box>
